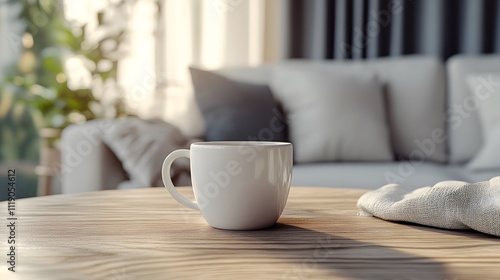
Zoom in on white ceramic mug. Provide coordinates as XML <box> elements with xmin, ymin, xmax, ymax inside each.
<box><xmin>162</xmin><ymin>141</ymin><xmax>293</xmax><ymax>230</ymax></box>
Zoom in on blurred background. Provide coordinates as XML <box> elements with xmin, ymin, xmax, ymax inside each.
<box><xmin>1</xmin><ymin>0</ymin><xmax>499</xmax><ymax>200</ymax></box>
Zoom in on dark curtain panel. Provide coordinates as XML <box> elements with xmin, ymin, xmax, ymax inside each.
<box><xmin>281</xmin><ymin>0</ymin><xmax>500</xmax><ymax>60</ymax></box>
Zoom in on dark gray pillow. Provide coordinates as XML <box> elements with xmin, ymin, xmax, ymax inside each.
<box><xmin>189</xmin><ymin>67</ymin><xmax>288</xmax><ymax>142</ymax></box>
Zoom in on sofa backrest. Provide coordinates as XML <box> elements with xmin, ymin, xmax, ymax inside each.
<box><xmin>446</xmin><ymin>54</ymin><xmax>500</xmax><ymax>164</ymax></box>
<box><xmin>214</xmin><ymin>55</ymin><xmax>447</xmax><ymax>162</ymax></box>
<box><xmin>353</xmin><ymin>56</ymin><xmax>446</xmax><ymax>162</ymax></box>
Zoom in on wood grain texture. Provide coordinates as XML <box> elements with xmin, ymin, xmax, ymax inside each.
<box><xmin>1</xmin><ymin>187</ymin><xmax>499</xmax><ymax>280</ymax></box>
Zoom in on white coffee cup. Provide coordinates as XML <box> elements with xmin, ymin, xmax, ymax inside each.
<box><xmin>162</xmin><ymin>141</ymin><xmax>293</xmax><ymax>230</ymax></box>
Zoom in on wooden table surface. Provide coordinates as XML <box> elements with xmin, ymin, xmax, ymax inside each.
<box><xmin>1</xmin><ymin>187</ymin><xmax>499</xmax><ymax>280</ymax></box>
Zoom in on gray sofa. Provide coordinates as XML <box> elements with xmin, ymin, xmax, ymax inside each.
<box><xmin>61</xmin><ymin>54</ymin><xmax>500</xmax><ymax>194</ymax></box>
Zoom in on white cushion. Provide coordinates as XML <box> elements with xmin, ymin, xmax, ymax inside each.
<box><xmin>362</xmin><ymin>57</ymin><xmax>447</xmax><ymax>162</ymax></box>
<box><xmin>468</xmin><ymin>124</ymin><xmax>500</xmax><ymax>170</ymax></box>
<box><xmin>270</xmin><ymin>57</ymin><xmax>447</xmax><ymax>162</ymax></box>
<box><xmin>292</xmin><ymin>162</ymin><xmax>470</xmax><ymax>191</ymax></box>
<box><xmin>447</xmin><ymin>54</ymin><xmax>500</xmax><ymax>163</ymax></box>
<box><xmin>466</xmin><ymin>74</ymin><xmax>500</xmax><ymax>139</ymax></box>
<box><xmin>270</xmin><ymin>64</ymin><xmax>393</xmax><ymax>163</ymax></box>
<box><xmin>466</xmin><ymin>73</ymin><xmax>500</xmax><ymax>170</ymax></box>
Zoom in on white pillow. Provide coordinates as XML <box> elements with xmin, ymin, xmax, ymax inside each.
<box><xmin>468</xmin><ymin>123</ymin><xmax>500</xmax><ymax>170</ymax></box>
<box><xmin>466</xmin><ymin>74</ymin><xmax>500</xmax><ymax>140</ymax></box>
<box><xmin>270</xmin><ymin>65</ymin><xmax>393</xmax><ymax>163</ymax></box>
<box><xmin>466</xmin><ymin>73</ymin><xmax>500</xmax><ymax>170</ymax></box>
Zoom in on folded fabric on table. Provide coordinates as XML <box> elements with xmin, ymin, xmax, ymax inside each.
<box><xmin>357</xmin><ymin>177</ymin><xmax>500</xmax><ymax>237</ymax></box>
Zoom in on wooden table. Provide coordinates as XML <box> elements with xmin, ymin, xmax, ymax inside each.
<box><xmin>1</xmin><ymin>187</ymin><xmax>499</xmax><ymax>279</ymax></box>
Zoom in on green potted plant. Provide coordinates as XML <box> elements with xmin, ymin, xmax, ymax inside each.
<box><xmin>1</xmin><ymin>0</ymin><xmax>132</xmax><ymax>195</ymax></box>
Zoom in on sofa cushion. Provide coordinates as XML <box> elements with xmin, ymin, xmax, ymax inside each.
<box><xmin>468</xmin><ymin>124</ymin><xmax>500</xmax><ymax>170</ymax></box>
<box><xmin>465</xmin><ymin>73</ymin><xmax>500</xmax><ymax>170</ymax></box>
<box><xmin>361</xmin><ymin>56</ymin><xmax>447</xmax><ymax>163</ymax></box>
<box><xmin>459</xmin><ymin>165</ymin><xmax>500</xmax><ymax>184</ymax></box>
<box><xmin>291</xmin><ymin>162</ymin><xmax>495</xmax><ymax>191</ymax></box>
<box><xmin>447</xmin><ymin>54</ymin><xmax>500</xmax><ymax>163</ymax></box>
<box><xmin>271</xmin><ymin>57</ymin><xmax>447</xmax><ymax>162</ymax></box>
<box><xmin>466</xmin><ymin>73</ymin><xmax>500</xmax><ymax>139</ymax></box>
<box><xmin>190</xmin><ymin>67</ymin><xmax>288</xmax><ymax>142</ymax></box>
<box><xmin>270</xmin><ymin>64</ymin><xmax>393</xmax><ymax>163</ymax></box>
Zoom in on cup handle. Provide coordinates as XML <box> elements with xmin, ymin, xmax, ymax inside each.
<box><xmin>161</xmin><ymin>149</ymin><xmax>199</xmax><ymax>210</ymax></box>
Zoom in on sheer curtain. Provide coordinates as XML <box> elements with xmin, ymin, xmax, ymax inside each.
<box><xmin>64</xmin><ymin>0</ymin><xmax>159</xmax><ymax>118</ymax></box>
<box><xmin>160</xmin><ymin>0</ymin><xmax>282</xmax><ymax>136</ymax></box>
<box><xmin>64</xmin><ymin>0</ymin><xmax>282</xmax><ymax>134</ymax></box>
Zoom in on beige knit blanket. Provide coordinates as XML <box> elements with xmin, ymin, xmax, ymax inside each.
<box><xmin>357</xmin><ymin>177</ymin><xmax>500</xmax><ymax>237</ymax></box>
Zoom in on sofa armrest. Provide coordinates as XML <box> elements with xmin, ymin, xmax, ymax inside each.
<box><xmin>60</xmin><ymin>120</ymin><xmax>127</xmax><ymax>194</ymax></box>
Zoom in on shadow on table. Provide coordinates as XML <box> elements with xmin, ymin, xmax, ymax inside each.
<box><xmin>214</xmin><ymin>221</ymin><xmax>449</xmax><ymax>279</ymax></box>
<box><xmin>393</xmin><ymin>221</ymin><xmax>500</xmax><ymax>240</ymax></box>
